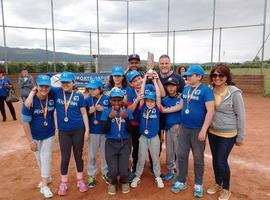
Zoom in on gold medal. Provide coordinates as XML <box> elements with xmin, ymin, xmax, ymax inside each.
<box><xmin>63</xmin><ymin>90</ymin><xmax>74</xmax><ymax>124</ymax></box>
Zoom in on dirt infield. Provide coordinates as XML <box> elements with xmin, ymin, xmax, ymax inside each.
<box><xmin>0</xmin><ymin>94</ymin><xmax>269</xmax><ymax>200</ymax></box>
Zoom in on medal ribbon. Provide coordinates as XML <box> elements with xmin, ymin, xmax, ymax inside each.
<box><xmin>186</xmin><ymin>84</ymin><xmax>201</xmax><ymax>110</ymax></box>
<box><xmin>39</xmin><ymin>96</ymin><xmax>48</xmax><ymax>123</ymax></box>
<box><xmin>91</xmin><ymin>94</ymin><xmax>103</xmax><ymax>120</ymax></box>
<box><xmin>145</xmin><ymin>109</ymin><xmax>152</xmax><ymax>132</ymax></box>
<box><xmin>63</xmin><ymin>90</ymin><xmax>74</xmax><ymax>119</ymax></box>
<box><xmin>115</xmin><ymin>113</ymin><xmax>122</xmax><ymax>136</ymax></box>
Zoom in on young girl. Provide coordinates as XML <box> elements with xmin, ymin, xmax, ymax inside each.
<box><xmin>101</xmin><ymin>87</ymin><xmax>133</xmax><ymax>195</ymax></box>
<box><xmin>25</xmin><ymin>72</ymin><xmax>89</xmax><ymax>196</ymax></box>
<box><xmin>104</xmin><ymin>65</ymin><xmax>128</xmax><ymax>96</ymax></box>
<box><xmin>22</xmin><ymin>75</ymin><xmax>55</xmax><ymax>198</ymax></box>
<box><xmin>130</xmin><ymin>73</ymin><xmax>164</xmax><ymax>189</ymax></box>
<box><xmin>162</xmin><ymin>77</ymin><xmax>181</xmax><ymax>182</ymax></box>
<box><xmin>84</xmin><ymin>78</ymin><xmax>110</xmax><ymax>187</ymax></box>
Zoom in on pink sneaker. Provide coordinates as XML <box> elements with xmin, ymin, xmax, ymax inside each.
<box><xmin>77</xmin><ymin>179</ymin><xmax>88</xmax><ymax>193</ymax></box>
<box><xmin>58</xmin><ymin>182</ymin><xmax>68</xmax><ymax>196</ymax></box>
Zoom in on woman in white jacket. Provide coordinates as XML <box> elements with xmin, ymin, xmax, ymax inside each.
<box><xmin>207</xmin><ymin>63</ymin><xmax>245</xmax><ymax>200</ymax></box>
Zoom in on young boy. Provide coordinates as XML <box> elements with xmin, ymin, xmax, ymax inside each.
<box><xmin>131</xmin><ymin>73</ymin><xmax>164</xmax><ymax>189</ymax></box>
<box><xmin>162</xmin><ymin>77</ymin><xmax>181</xmax><ymax>182</ymax></box>
<box><xmin>162</xmin><ymin>65</ymin><xmax>215</xmax><ymax>198</ymax></box>
<box><xmin>101</xmin><ymin>87</ymin><xmax>133</xmax><ymax>195</ymax></box>
<box><xmin>85</xmin><ymin>78</ymin><xmax>110</xmax><ymax>188</ymax></box>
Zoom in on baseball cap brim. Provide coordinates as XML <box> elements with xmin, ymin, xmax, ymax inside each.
<box><xmin>111</xmin><ymin>72</ymin><xmax>124</xmax><ymax>76</ymax></box>
<box><xmin>86</xmin><ymin>83</ymin><xmax>99</xmax><ymax>89</ymax></box>
<box><xmin>37</xmin><ymin>80</ymin><xmax>51</xmax><ymax>86</ymax></box>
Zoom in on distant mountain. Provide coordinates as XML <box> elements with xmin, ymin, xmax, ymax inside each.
<box><xmin>0</xmin><ymin>46</ymin><xmax>93</xmax><ymax>62</ymax></box>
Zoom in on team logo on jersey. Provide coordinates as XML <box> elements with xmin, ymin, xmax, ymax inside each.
<box><xmin>103</xmin><ymin>100</ymin><xmax>109</xmax><ymax>105</ymax></box>
<box><xmin>151</xmin><ymin>108</ymin><xmax>157</xmax><ymax>113</ymax></box>
<box><xmin>122</xmin><ymin>90</ymin><xmax>127</xmax><ymax>95</ymax></box>
<box><xmin>73</xmin><ymin>95</ymin><xmax>79</xmax><ymax>101</ymax></box>
<box><xmin>49</xmin><ymin>99</ymin><xmax>54</xmax><ymax>106</ymax></box>
<box><xmin>195</xmin><ymin>90</ymin><xmax>201</xmax><ymax>95</ymax></box>
<box><xmin>176</xmin><ymin>101</ymin><xmax>180</xmax><ymax>105</ymax></box>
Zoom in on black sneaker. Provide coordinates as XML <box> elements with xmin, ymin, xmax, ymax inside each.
<box><xmin>128</xmin><ymin>171</ymin><xmax>136</xmax><ymax>183</ymax></box>
<box><xmin>102</xmin><ymin>174</ymin><xmax>110</xmax><ymax>185</ymax></box>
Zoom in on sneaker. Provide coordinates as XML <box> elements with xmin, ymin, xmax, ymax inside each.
<box><xmin>77</xmin><ymin>179</ymin><xmax>88</xmax><ymax>193</ymax></box>
<box><xmin>172</xmin><ymin>177</ymin><xmax>180</xmax><ymax>186</ymax></box>
<box><xmin>207</xmin><ymin>184</ymin><xmax>221</xmax><ymax>194</ymax></box>
<box><xmin>128</xmin><ymin>171</ymin><xmax>136</xmax><ymax>183</ymax></box>
<box><xmin>121</xmin><ymin>183</ymin><xmax>130</xmax><ymax>194</ymax></box>
<box><xmin>108</xmin><ymin>184</ymin><xmax>116</xmax><ymax>195</ymax></box>
<box><xmin>131</xmin><ymin>177</ymin><xmax>141</xmax><ymax>188</ymax></box>
<box><xmin>164</xmin><ymin>171</ymin><xmax>174</xmax><ymax>181</ymax></box>
<box><xmin>38</xmin><ymin>177</ymin><xmax>53</xmax><ymax>188</ymax></box>
<box><xmin>171</xmin><ymin>181</ymin><xmax>188</xmax><ymax>193</ymax></box>
<box><xmin>58</xmin><ymin>182</ymin><xmax>68</xmax><ymax>196</ymax></box>
<box><xmin>194</xmin><ymin>184</ymin><xmax>203</xmax><ymax>198</ymax></box>
<box><xmin>155</xmin><ymin>177</ymin><xmax>164</xmax><ymax>188</ymax></box>
<box><xmin>87</xmin><ymin>176</ymin><xmax>96</xmax><ymax>188</ymax></box>
<box><xmin>218</xmin><ymin>189</ymin><xmax>232</xmax><ymax>200</ymax></box>
<box><xmin>102</xmin><ymin>174</ymin><xmax>110</xmax><ymax>185</ymax></box>
<box><xmin>40</xmin><ymin>185</ymin><xmax>53</xmax><ymax>198</ymax></box>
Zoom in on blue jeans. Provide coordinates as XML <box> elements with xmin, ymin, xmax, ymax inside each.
<box><xmin>208</xmin><ymin>133</ymin><xmax>236</xmax><ymax>190</ymax></box>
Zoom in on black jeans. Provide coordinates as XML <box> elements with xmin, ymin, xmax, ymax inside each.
<box><xmin>58</xmin><ymin>128</ymin><xmax>85</xmax><ymax>175</ymax></box>
<box><xmin>0</xmin><ymin>96</ymin><xmax>16</xmax><ymax>120</ymax></box>
<box><xmin>129</xmin><ymin>125</ymin><xmax>140</xmax><ymax>172</ymax></box>
<box><xmin>208</xmin><ymin>133</ymin><xmax>236</xmax><ymax>190</ymax></box>
<box><xmin>105</xmin><ymin>139</ymin><xmax>129</xmax><ymax>185</ymax></box>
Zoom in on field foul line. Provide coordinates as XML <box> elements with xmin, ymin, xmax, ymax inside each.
<box><xmin>205</xmin><ymin>153</ymin><xmax>270</xmax><ymax>173</ymax></box>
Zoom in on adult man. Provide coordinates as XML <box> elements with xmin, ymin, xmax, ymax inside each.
<box><xmin>158</xmin><ymin>55</ymin><xmax>185</xmax><ymax>93</ymax></box>
<box><xmin>18</xmin><ymin>68</ymin><xmax>34</xmax><ymax>102</ymax></box>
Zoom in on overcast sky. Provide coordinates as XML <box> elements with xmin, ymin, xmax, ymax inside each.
<box><xmin>1</xmin><ymin>0</ymin><xmax>270</xmax><ymax>63</ymax></box>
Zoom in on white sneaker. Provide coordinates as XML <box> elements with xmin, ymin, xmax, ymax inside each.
<box><xmin>131</xmin><ymin>177</ymin><xmax>141</xmax><ymax>188</ymax></box>
<box><xmin>38</xmin><ymin>177</ymin><xmax>52</xmax><ymax>188</ymax></box>
<box><xmin>40</xmin><ymin>185</ymin><xmax>54</xmax><ymax>198</ymax></box>
<box><xmin>155</xmin><ymin>177</ymin><xmax>164</xmax><ymax>188</ymax></box>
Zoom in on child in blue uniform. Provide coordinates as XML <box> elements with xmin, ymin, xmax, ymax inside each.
<box><xmin>162</xmin><ymin>65</ymin><xmax>215</xmax><ymax>198</ymax></box>
<box><xmin>101</xmin><ymin>87</ymin><xmax>133</xmax><ymax>195</ymax></box>
<box><xmin>104</xmin><ymin>65</ymin><xmax>128</xmax><ymax>96</ymax></box>
<box><xmin>162</xmin><ymin>77</ymin><xmax>182</xmax><ymax>182</ymax></box>
<box><xmin>25</xmin><ymin>72</ymin><xmax>89</xmax><ymax>196</ymax></box>
<box><xmin>22</xmin><ymin>75</ymin><xmax>55</xmax><ymax>198</ymax></box>
<box><xmin>131</xmin><ymin>73</ymin><xmax>164</xmax><ymax>189</ymax></box>
<box><xmin>85</xmin><ymin>78</ymin><xmax>110</xmax><ymax>187</ymax></box>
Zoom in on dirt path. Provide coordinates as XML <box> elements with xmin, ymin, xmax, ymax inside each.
<box><xmin>0</xmin><ymin>94</ymin><xmax>269</xmax><ymax>200</ymax></box>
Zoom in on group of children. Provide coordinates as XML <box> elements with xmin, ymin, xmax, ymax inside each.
<box><xmin>22</xmin><ymin>64</ymin><xmax>215</xmax><ymax>198</ymax></box>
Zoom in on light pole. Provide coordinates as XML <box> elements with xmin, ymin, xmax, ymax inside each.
<box><xmin>167</xmin><ymin>0</ymin><xmax>170</xmax><ymax>55</ymax></box>
<box><xmin>1</xmin><ymin>0</ymin><xmax>8</xmax><ymax>74</ymax></box>
<box><xmin>100</xmin><ymin>0</ymin><xmax>145</xmax><ymax>59</ymax></box>
<box><xmin>51</xmin><ymin>0</ymin><xmax>56</xmax><ymax>72</ymax></box>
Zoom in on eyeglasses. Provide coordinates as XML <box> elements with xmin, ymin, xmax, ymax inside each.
<box><xmin>212</xmin><ymin>73</ymin><xmax>225</xmax><ymax>79</ymax></box>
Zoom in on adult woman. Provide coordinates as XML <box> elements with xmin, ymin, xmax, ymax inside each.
<box><xmin>207</xmin><ymin>63</ymin><xmax>245</xmax><ymax>200</ymax></box>
<box><xmin>0</xmin><ymin>69</ymin><xmax>17</xmax><ymax>121</ymax></box>
<box><xmin>177</xmin><ymin>65</ymin><xmax>187</xmax><ymax>76</ymax></box>
<box><xmin>22</xmin><ymin>75</ymin><xmax>55</xmax><ymax>198</ymax></box>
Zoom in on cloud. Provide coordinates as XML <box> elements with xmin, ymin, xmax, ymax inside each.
<box><xmin>1</xmin><ymin>0</ymin><xmax>269</xmax><ymax>63</ymax></box>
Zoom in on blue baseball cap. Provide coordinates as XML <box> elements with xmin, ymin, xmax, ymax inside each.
<box><xmin>145</xmin><ymin>84</ymin><xmax>155</xmax><ymax>92</ymax></box>
<box><xmin>110</xmin><ymin>87</ymin><xmax>124</xmax><ymax>98</ymax></box>
<box><xmin>184</xmin><ymin>65</ymin><xmax>205</xmax><ymax>76</ymax></box>
<box><xmin>127</xmin><ymin>70</ymin><xmax>140</xmax><ymax>82</ymax></box>
<box><xmin>144</xmin><ymin>91</ymin><xmax>156</xmax><ymax>101</ymax></box>
<box><xmin>111</xmin><ymin>66</ymin><xmax>124</xmax><ymax>76</ymax></box>
<box><xmin>60</xmin><ymin>72</ymin><xmax>75</xmax><ymax>82</ymax></box>
<box><xmin>86</xmin><ymin>78</ymin><xmax>99</xmax><ymax>89</ymax></box>
<box><xmin>95</xmin><ymin>78</ymin><xmax>103</xmax><ymax>88</ymax></box>
<box><xmin>36</xmin><ymin>75</ymin><xmax>51</xmax><ymax>86</ymax></box>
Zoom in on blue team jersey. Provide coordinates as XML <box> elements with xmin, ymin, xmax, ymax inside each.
<box><xmin>0</xmin><ymin>76</ymin><xmax>12</xmax><ymax>96</ymax></box>
<box><xmin>51</xmin><ymin>87</ymin><xmax>85</xmax><ymax>132</ymax></box>
<box><xmin>139</xmin><ymin>105</ymin><xmax>160</xmax><ymax>138</ymax></box>
<box><xmin>181</xmin><ymin>84</ymin><xmax>214</xmax><ymax>129</ymax></box>
<box><xmin>21</xmin><ymin>94</ymin><xmax>55</xmax><ymax>140</ymax></box>
<box><xmin>162</xmin><ymin>94</ymin><xmax>181</xmax><ymax>130</ymax></box>
<box><xmin>85</xmin><ymin>94</ymin><xmax>110</xmax><ymax>134</ymax></box>
<box><xmin>126</xmin><ymin>86</ymin><xmax>140</xmax><ymax>125</ymax></box>
<box><xmin>100</xmin><ymin>107</ymin><xmax>133</xmax><ymax>141</ymax></box>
